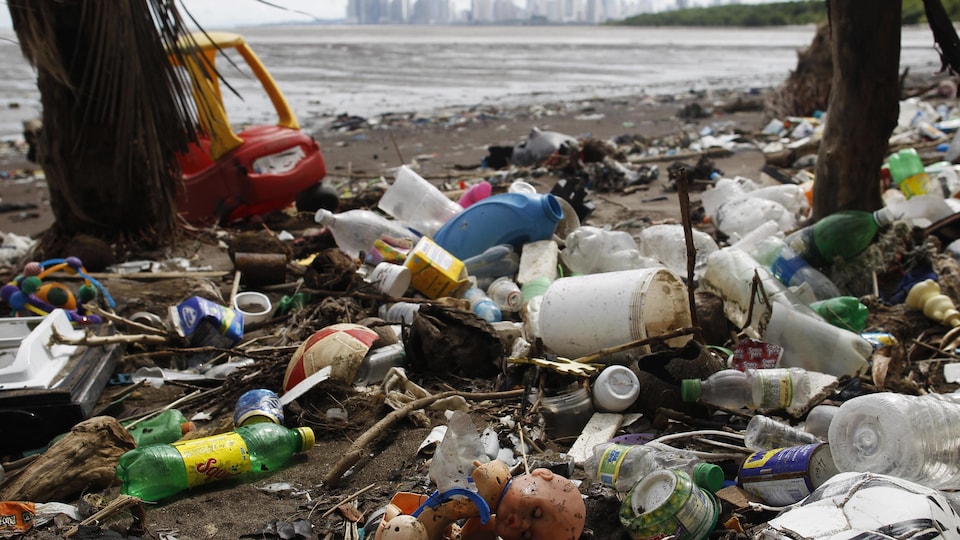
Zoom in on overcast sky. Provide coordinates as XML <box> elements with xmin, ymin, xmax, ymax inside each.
<box><xmin>0</xmin><ymin>0</ymin><xmax>779</xmax><ymax>30</ymax></box>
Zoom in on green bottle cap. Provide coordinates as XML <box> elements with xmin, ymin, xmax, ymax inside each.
<box><xmin>680</xmin><ymin>379</ymin><xmax>701</xmax><ymax>402</ymax></box>
<box><xmin>296</xmin><ymin>427</ymin><xmax>316</xmax><ymax>452</ymax></box>
<box><xmin>693</xmin><ymin>463</ymin><xmax>724</xmax><ymax>493</ymax></box>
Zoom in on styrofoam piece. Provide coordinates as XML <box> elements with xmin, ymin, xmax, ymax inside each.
<box><xmin>0</xmin><ymin>310</ymin><xmax>80</xmax><ymax>390</ymax></box>
<box><xmin>568</xmin><ymin>412</ymin><xmax>624</xmax><ymax>465</ymax></box>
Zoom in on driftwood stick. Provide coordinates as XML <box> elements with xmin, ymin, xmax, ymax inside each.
<box><xmin>572</xmin><ymin>326</ymin><xmax>699</xmax><ymax>365</ymax></box>
<box><xmin>323</xmin><ymin>389</ymin><xmax>524</xmax><ymax>486</ymax></box>
<box><xmin>51</xmin><ymin>327</ymin><xmax>168</xmax><ymax>346</ymax></box>
<box><xmin>673</xmin><ymin>166</ymin><xmax>703</xmax><ymax>344</ymax></box>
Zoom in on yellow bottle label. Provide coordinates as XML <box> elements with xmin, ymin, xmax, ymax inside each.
<box><xmin>597</xmin><ymin>443</ymin><xmax>632</xmax><ymax>487</ymax></box>
<box><xmin>899</xmin><ymin>173</ymin><xmax>930</xmax><ymax>198</ymax></box>
<box><xmin>172</xmin><ymin>432</ymin><xmax>252</xmax><ymax>487</ymax></box>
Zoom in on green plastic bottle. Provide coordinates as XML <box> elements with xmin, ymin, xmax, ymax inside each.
<box><xmin>784</xmin><ymin>210</ymin><xmax>889</xmax><ymax>268</ymax></box>
<box><xmin>125</xmin><ymin>409</ymin><xmax>196</xmax><ymax>447</ymax></box>
<box><xmin>116</xmin><ymin>423</ymin><xmax>314</xmax><ymax>502</ymax></box>
<box><xmin>810</xmin><ymin>296</ymin><xmax>869</xmax><ymax>333</ymax></box>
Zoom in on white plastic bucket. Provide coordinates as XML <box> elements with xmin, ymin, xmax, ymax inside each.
<box><xmin>538</xmin><ymin>268</ymin><xmax>692</xmax><ymax>359</ymax></box>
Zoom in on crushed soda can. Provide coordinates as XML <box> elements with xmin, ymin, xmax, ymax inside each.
<box><xmin>234</xmin><ymin>388</ymin><xmax>284</xmax><ymax>427</ymax></box>
<box><xmin>168</xmin><ymin>296</ymin><xmax>243</xmax><ymax>348</ymax></box>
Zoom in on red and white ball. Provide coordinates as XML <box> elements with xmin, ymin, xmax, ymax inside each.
<box><xmin>283</xmin><ymin>323</ymin><xmax>379</xmax><ymax>390</ymax></box>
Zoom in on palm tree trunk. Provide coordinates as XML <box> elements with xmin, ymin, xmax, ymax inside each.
<box><xmin>8</xmin><ymin>0</ymin><xmax>200</xmax><ymax>254</ymax></box>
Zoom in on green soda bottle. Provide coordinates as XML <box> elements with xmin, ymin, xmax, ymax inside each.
<box><xmin>125</xmin><ymin>409</ymin><xmax>196</xmax><ymax>447</ymax></box>
<box><xmin>116</xmin><ymin>422</ymin><xmax>314</xmax><ymax>502</ymax></box>
<box><xmin>784</xmin><ymin>210</ymin><xmax>890</xmax><ymax>268</ymax></box>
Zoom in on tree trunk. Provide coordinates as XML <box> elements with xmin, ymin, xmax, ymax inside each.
<box><xmin>8</xmin><ymin>0</ymin><xmax>198</xmax><ymax>257</ymax></box>
<box><xmin>813</xmin><ymin>0</ymin><xmax>901</xmax><ymax>219</ymax></box>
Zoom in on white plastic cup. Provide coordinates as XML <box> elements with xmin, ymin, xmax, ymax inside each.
<box><xmin>232</xmin><ymin>291</ymin><xmax>273</xmax><ymax>325</ymax></box>
<box><xmin>377</xmin><ymin>166</ymin><xmax>462</xmax><ymax>237</ymax></box>
<box><xmin>367</xmin><ymin>262</ymin><xmax>412</xmax><ymax>298</ymax></box>
<box><xmin>538</xmin><ymin>268</ymin><xmax>693</xmax><ymax>359</ymax></box>
<box><xmin>592</xmin><ymin>365</ymin><xmax>640</xmax><ymax>412</ymax></box>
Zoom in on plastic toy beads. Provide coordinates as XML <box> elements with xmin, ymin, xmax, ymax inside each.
<box><xmin>0</xmin><ymin>257</ymin><xmax>115</xmax><ymax>324</ymax></box>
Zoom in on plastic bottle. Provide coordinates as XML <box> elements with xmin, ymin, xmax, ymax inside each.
<box><xmin>703</xmin><ymin>180</ymin><xmax>797</xmax><ymax>240</ymax></box>
<box><xmin>784</xmin><ymin>210</ymin><xmax>889</xmax><ymax>268</ymax></box>
<box><xmin>827</xmin><ymin>392</ymin><xmax>960</xmax><ymax>489</ymax></box>
<box><xmin>354</xmin><ymin>342</ymin><xmax>406</xmax><ymax>386</ymax></box>
<box><xmin>749</xmin><ymin>236</ymin><xmax>841</xmax><ymax>301</ymax></box>
<box><xmin>763</xmin><ymin>301</ymin><xmax>873</xmax><ymax>379</ymax></box>
<box><xmin>462</xmin><ymin>286</ymin><xmax>502</xmax><ymax>323</ymax></box>
<box><xmin>377</xmin><ymin>302</ymin><xmax>421</xmax><ymax>325</ymax></box>
<box><xmin>315</xmin><ymin>209</ymin><xmax>419</xmax><ymax>259</ymax></box>
<box><xmin>432</xmin><ymin>192</ymin><xmax>563</xmax><ymax>260</ymax></box>
<box><xmin>487</xmin><ymin>276</ymin><xmax>523</xmax><ymax>312</ymax></box>
<box><xmin>636</xmin><ymin>224</ymin><xmax>719</xmax><ymax>280</ymax></box>
<box><xmin>584</xmin><ymin>442</ymin><xmax>724</xmax><ymax>493</ymax></box>
<box><xmin>125</xmin><ymin>409</ymin><xmax>196</xmax><ymax>447</ymax></box>
<box><xmin>700</xmin><ymin>247</ymin><xmax>821</xmax><ymax>333</ymax></box>
<box><xmin>680</xmin><ymin>367</ymin><xmax>807</xmax><ymax>411</ymax></box>
<box><xmin>377</xmin><ymin>166</ymin><xmax>463</xmax><ymax>237</ymax></box>
<box><xmin>804</xmin><ymin>403</ymin><xmax>840</xmax><ymax>439</ymax></box>
<box><xmin>888</xmin><ymin>148</ymin><xmax>931</xmax><ymax>198</ymax></box>
<box><xmin>561</xmin><ymin>225</ymin><xmax>659</xmax><ymax>275</ymax></box>
<box><xmin>116</xmin><ymin>422</ymin><xmax>315</xmax><ymax>502</ymax></box>
<box><xmin>809</xmin><ymin>296</ymin><xmax>869</xmax><ymax>332</ymax></box>
<box><xmin>462</xmin><ymin>244</ymin><xmax>520</xmax><ymax>279</ymax></box>
<box><xmin>743</xmin><ymin>414</ymin><xmax>820</xmax><ymax>451</ymax></box>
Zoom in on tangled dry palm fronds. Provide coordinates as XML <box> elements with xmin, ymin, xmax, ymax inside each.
<box><xmin>764</xmin><ymin>21</ymin><xmax>833</xmax><ymax>122</ymax></box>
<box><xmin>7</xmin><ymin>0</ymin><xmax>208</xmax><ymax>254</ymax></box>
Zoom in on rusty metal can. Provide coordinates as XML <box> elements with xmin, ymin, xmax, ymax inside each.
<box><xmin>234</xmin><ymin>252</ymin><xmax>287</xmax><ymax>286</ymax></box>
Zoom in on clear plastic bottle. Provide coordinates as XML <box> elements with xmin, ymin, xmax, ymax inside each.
<box><xmin>749</xmin><ymin>236</ymin><xmax>841</xmax><ymax>301</ymax></box>
<box><xmin>378</xmin><ymin>302</ymin><xmax>421</xmax><ymax>325</ymax></box>
<box><xmin>828</xmin><ymin>392</ymin><xmax>960</xmax><ymax>489</ymax></box>
<box><xmin>462</xmin><ymin>286</ymin><xmax>502</xmax><ymax>323</ymax></box>
<box><xmin>680</xmin><ymin>367</ymin><xmax>808</xmax><ymax>411</ymax></box>
<box><xmin>583</xmin><ymin>442</ymin><xmax>724</xmax><ymax>493</ymax></box>
<box><xmin>804</xmin><ymin>403</ymin><xmax>840</xmax><ymax>439</ymax></box>
<box><xmin>314</xmin><ymin>208</ymin><xmax>418</xmax><ymax>259</ymax></box>
<box><xmin>636</xmin><ymin>224</ymin><xmax>719</xmax><ymax>281</ymax></box>
<box><xmin>116</xmin><ymin>423</ymin><xmax>315</xmax><ymax>502</ymax></box>
<box><xmin>744</xmin><ymin>414</ymin><xmax>820</xmax><ymax>451</ymax></box>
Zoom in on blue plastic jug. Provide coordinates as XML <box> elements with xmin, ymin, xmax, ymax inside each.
<box><xmin>432</xmin><ymin>192</ymin><xmax>563</xmax><ymax>260</ymax></box>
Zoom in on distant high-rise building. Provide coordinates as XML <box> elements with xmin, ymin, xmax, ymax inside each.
<box><xmin>472</xmin><ymin>0</ymin><xmax>494</xmax><ymax>21</ymax></box>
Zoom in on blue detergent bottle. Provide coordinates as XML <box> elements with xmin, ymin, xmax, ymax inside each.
<box><xmin>432</xmin><ymin>192</ymin><xmax>563</xmax><ymax>260</ymax></box>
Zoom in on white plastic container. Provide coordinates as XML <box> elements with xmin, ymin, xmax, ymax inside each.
<box><xmin>592</xmin><ymin>365</ymin><xmax>640</xmax><ymax>412</ymax></box>
<box><xmin>763</xmin><ymin>302</ymin><xmax>873</xmax><ymax>379</ymax></box>
<box><xmin>538</xmin><ymin>268</ymin><xmax>692</xmax><ymax>359</ymax></box>
<box><xmin>517</xmin><ymin>239</ymin><xmax>559</xmax><ymax>285</ymax></box>
<box><xmin>560</xmin><ymin>226</ymin><xmax>660</xmax><ymax>275</ymax></box>
<box><xmin>232</xmin><ymin>291</ymin><xmax>273</xmax><ymax>325</ymax></box>
<box><xmin>377</xmin><ymin>165</ymin><xmax>463</xmax><ymax>237</ymax></box>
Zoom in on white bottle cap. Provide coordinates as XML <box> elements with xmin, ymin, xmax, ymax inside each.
<box><xmin>592</xmin><ymin>365</ymin><xmax>640</xmax><ymax>412</ymax></box>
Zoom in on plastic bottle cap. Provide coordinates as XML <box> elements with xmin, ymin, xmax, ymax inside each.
<box><xmin>297</xmin><ymin>427</ymin><xmax>316</xmax><ymax>452</ymax></box>
<box><xmin>180</xmin><ymin>421</ymin><xmax>196</xmax><ymax>436</ymax></box>
<box><xmin>693</xmin><ymin>463</ymin><xmax>724</xmax><ymax>493</ymax></box>
<box><xmin>680</xmin><ymin>379</ymin><xmax>702</xmax><ymax>402</ymax></box>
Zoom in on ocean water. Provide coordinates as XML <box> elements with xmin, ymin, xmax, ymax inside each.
<box><xmin>0</xmin><ymin>24</ymin><xmax>942</xmax><ymax>137</ymax></box>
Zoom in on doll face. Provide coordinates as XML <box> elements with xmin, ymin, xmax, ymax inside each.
<box><xmin>494</xmin><ymin>469</ymin><xmax>586</xmax><ymax>540</ymax></box>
